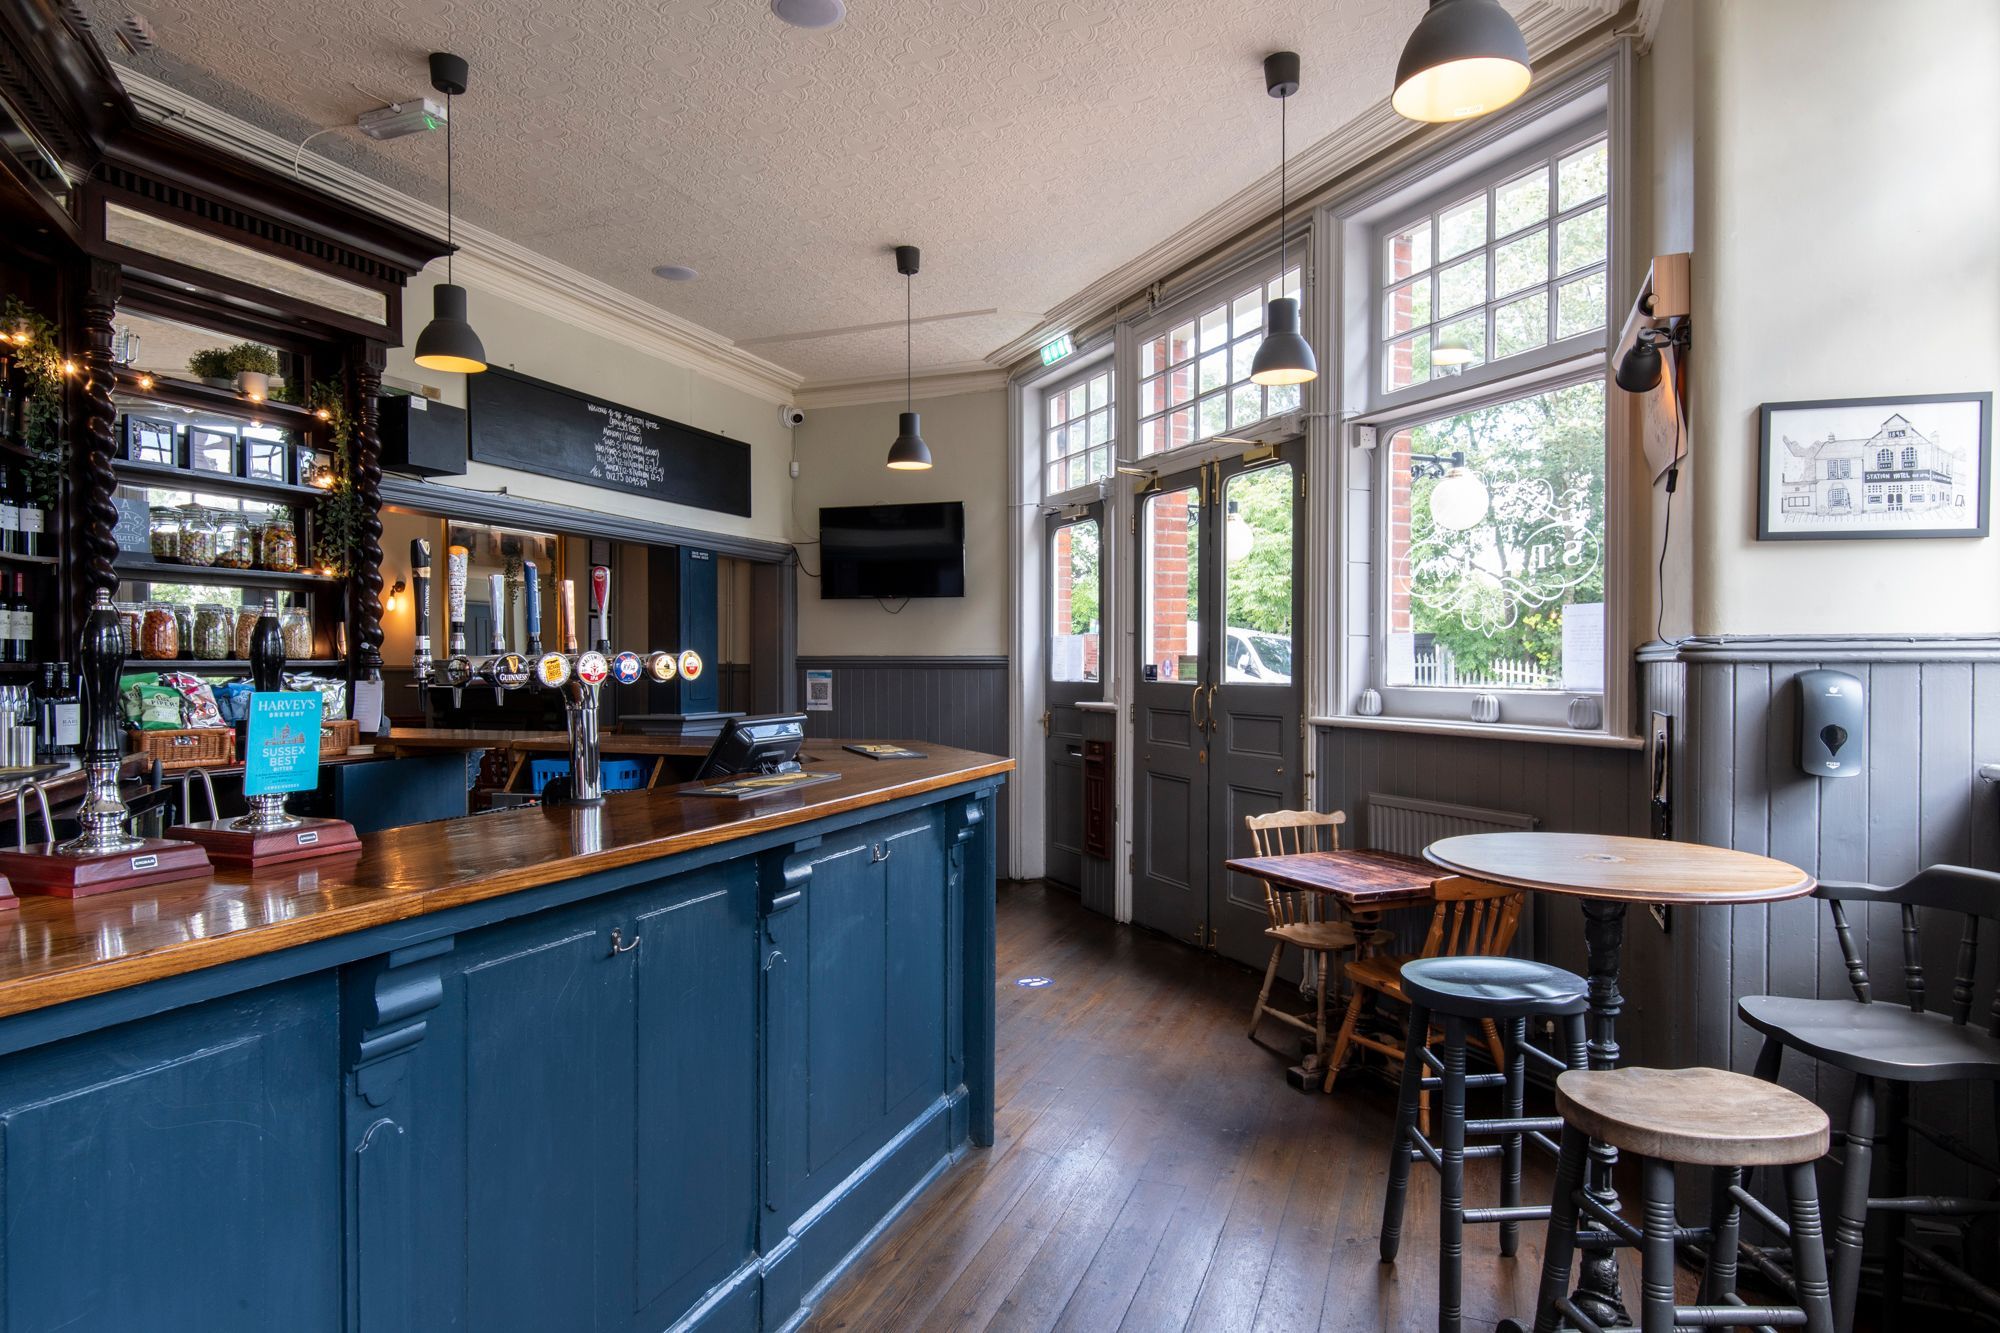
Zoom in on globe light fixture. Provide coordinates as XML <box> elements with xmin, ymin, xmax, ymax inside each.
<box><xmin>1429</xmin><ymin>461</ymin><xmax>1490</xmax><ymax>531</ymax></box>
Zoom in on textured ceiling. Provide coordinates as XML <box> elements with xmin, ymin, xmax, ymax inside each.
<box><xmin>78</xmin><ymin>0</ymin><xmax>1561</xmax><ymax>384</ymax></box>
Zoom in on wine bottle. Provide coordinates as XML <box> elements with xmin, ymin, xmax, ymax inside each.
<box><xmin>18</xmin><ymin>471</ymin><xmax>42</xmax><ymax>558</ymax></box>
<box><xmin>0</xmin><ymin>570</ymin><xmax>15</xmax><ymax>664</ymax></box>
<box><xmin>12</xmin><ymin>573</ymin><xmax>32</xmax><ymax>664</ymax></box>
<box><xmin>0</xmin><ymin>464</ymin><xmax>17</xmax><ymax>558</ymax></box>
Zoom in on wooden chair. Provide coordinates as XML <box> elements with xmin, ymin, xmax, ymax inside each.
<box><xmin>1244</xmin><ymin>809</ymin><xmax>1387</xmax><ymax>1068</ymax></box>
<box><xmin>1738</xmin><ymin>865</ymin><xmax>2000</xmax><ymax>1333</ymax></box>
<box><xmin>1324</xmin><ymin>875</ymin><xmax>1523</xmax><ymax>1132</ymax></box>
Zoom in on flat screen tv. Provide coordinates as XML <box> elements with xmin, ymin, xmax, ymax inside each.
<box><xmin>819</xmin><ymin>501</ymin><xmax>965</xmax><ymax>599</ymax></box>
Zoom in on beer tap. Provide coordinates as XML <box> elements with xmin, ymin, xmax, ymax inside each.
<box><xmin>62</xmin><ymin>590</ymin><xmax>146</xmax><ymax>858</ymax></box>
<box><xmin>409</xmin><ymin>539</ymin><xmax>434</xmax><ymax>688</ymax></box>
<box><xmin>590</xmin><ymin>564</ymin><xmax>612</xmax><ymax>654</ymax></box>
<box><xmin>523</xmin><ymin>561</ymin><xmax>544</xmax><ymax>658</ymax></box>
<box><xmin>438</xmin><ymin>544</ymin><xmax>473</xmax><ymax>705</ymax></box>
<box><xmin>237</xmin><ymin>598</ymin><xmax>301</xmax><ymax>833</ymax></box>
<box><xmin>563</xmin><ymin>575</ymin><xmax>609</xmax><ymax>807</ymax></box>
<box><xmin>537</xmin><ymin>577</ymin><xmax>574</xmax><ymax>691</ymax></box>
<box><xmin>478</xmin><ymin>573</ymin><xmax>529</xmax><ymax>701</ymax></box>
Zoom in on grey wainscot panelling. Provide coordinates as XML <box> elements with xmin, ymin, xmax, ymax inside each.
<box><xmin>1641</xmin><ymin>635</ymin><xmax>2000</xmax><ymax>1205</ymax></box>
<box><xmin>797</xmin><ymin>656</ymin><xmax>1013</xmax><ymax>875</ymax></box>
<box><xmin>1313</xmin><ymin>719</ymin><xmax>1660</xmax><ymax>1059</ymax></box>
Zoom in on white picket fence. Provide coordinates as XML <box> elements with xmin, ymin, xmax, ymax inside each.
<box><xmin>1412</xmin><ymin>645</ymin><xmax>1552</xmax><ymax>689</ymax></box>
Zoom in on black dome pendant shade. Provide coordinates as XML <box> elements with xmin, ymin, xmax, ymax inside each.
<box><xmin>413</xmin><ymin>50</ymin><xmax>488</xmax><ymax>375</ymax></box>
<box><xmin>885</xmin><ymin>244</ymin><xmax>933</xmax><ymax>471</ymax></box>
<box><xmin>1249</xmin><ymin>51</ymin><xmax>1317</xmax><ymax>388</ymax></box>
<box><xmin>1392</xmin><ymin>0</ymin><xmax>1532</xmax><ymax>124</ymax></box>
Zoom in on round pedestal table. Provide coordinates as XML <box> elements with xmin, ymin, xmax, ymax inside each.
<box><xmin>1424</xmin><ymin>832</ymin><xmax>1816</xmax><ymax>1329</ymax></box>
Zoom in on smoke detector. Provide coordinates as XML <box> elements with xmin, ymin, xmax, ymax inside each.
<box><xmin>356</xmin><ymin>97</ymin><xmax>447</xmax><ymax>141</ymax></box>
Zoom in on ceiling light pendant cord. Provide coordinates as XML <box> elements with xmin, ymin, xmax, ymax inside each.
<box><xmin>906</xmin><ymin>274</ymin><xmax>913</xmax><ymax>414</ymax></box>
<box><xmin>1278</xmin><ymin>92</ymin><xmax>1287</xmax><ymax>277</ymax></box>
<box><xmin>445</xmin><ymin>90</ymin><xmax>454</xmax><ymax>282</ymax></box>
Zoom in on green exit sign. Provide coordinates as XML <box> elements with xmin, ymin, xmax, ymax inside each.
<box><xmin>1039</xmin><ymin>334</ymin><xmax>1074</xmax><ymax>367</ymax></box>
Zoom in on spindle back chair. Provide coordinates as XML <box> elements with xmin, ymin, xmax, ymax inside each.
<box><xmin>1738</xmin><ymin>864</ymin><xmax>2000</xmax><ymax>1332</ymax></box>
<box><xmin>1244</xmin><ymin>809</ymin><xmax>1374</xmax><ymax>1067</ymax></box>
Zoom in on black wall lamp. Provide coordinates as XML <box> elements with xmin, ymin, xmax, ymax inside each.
<box><xmin>1615</xmin><ymin>320</ymin><xmax>1690</xmax><ymax>394</ymax></box>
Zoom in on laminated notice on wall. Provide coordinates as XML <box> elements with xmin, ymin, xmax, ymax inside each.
<box><xmin>805</xmin><ymin>669</ymin><xmax>833</xmax><ymax>712</ymax></box>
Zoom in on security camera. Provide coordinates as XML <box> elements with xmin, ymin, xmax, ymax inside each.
<box><xmin>780</xmin><ymin>406</ymin><xmax>806</xmax><ymax>429</ymax></box>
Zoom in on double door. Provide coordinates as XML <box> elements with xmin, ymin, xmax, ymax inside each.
<box><xmin>1044</xmin><ymin>504</ymin><xmax>1104</xmax><ymax>890</ymax></box>
<box><xmin>1131</xmin><ymin>447</ymin><xmax>1304</xmax><ymax>967</ymax></box>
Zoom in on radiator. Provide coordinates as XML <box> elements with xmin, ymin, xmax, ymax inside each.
<box><xmin>1363</xmin><ymin>795</ymin><xmax>1539</xmax><ymax>957</ymax></box>
<box><xmin>1364</xmin><ymin>793</ymin><xmax>1538</xmax><ymax>857</ymax></box>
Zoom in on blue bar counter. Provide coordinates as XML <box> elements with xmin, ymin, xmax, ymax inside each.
<box><xmin>0</xmin><ymin>743</ymin><xmax>1009</xmax><ymax>1333</ymax></box>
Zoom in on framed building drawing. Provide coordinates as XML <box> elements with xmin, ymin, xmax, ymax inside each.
<box><xmin>1758</xmin><ymin>392</ymin><xmax>1990</xmax><ymax>540</ymax></box>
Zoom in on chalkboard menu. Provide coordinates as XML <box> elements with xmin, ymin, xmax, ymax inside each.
<box><xmin>467</xmin><ymin>368</ymin><xmax>752</xmax><ymax>516</ymax></box>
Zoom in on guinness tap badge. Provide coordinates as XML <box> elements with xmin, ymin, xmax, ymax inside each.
<box><xmin>577</xmin><ymin>651</ymin><xmax>611</xmax><ymax>686</ymax></box>
<box><xmin>612</xmin><ymin>651</ymin><xmax>643</xmax><ymax>685</ymax></box>
<box><xmin>491</xmin><ymin>653</ymin><xmax>530</xmax><ymax>690</ymax></box>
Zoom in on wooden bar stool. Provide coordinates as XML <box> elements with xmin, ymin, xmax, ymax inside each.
<box><xmin>1509</xmin><ymin>1067</ymin><xmax>1836</xmax><ymax>1333</ymax></box>
<box><xmin>1378</xmin><ymin>955</ymin><xmax>1591</xmax><ymax>1333</ymax></box>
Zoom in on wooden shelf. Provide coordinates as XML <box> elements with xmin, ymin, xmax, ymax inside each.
<box><xmin>125</xmin><ymin>658</ymin><xmax>345</xmax><ymax>673</ymax></box>
<box><xmin>0</xmin><ymin>550</ymin><xmax>58</xmax><ymax>566</ymax></box>
<box><xmin>112</xmin><ymin>458</ymin><xmax>323</xmax><ymax>503</ymax></box>
<box><xmin>112</xmin><ymin>377</ymin><xmax>321</xmax><ymax>431</ymax></box>
<box><xmin>112</xmin><ymin>558</ymin><xmax>340</xmax><ymax>591</ymax></box>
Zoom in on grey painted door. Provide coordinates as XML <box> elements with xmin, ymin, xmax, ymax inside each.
<box><xmin>1045</xmin><ymin>507</ymin><xmax>1103</xmax><ymax>889</ymax></box>
<box><xmin>1130</xmin><ymin>451</ymin><xmax>1305</xmax><ymax>965</ymax></box>
<box><xmin>1131</xmin><ymin>469</ymin><xmax>1211</xmax><ymax>946</ymax></box>
<box><xmin>1207</xmin><ymin>451</ymin><xmax>1304</xmax><ymax>967</ymax></box>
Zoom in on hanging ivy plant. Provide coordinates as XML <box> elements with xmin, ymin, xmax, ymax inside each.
<box><xmin>306</xmin><ymin>379</ymin><xmax>366</xmax><ymax>576</ymax></box>
<box><xmin>3</xmin><ymin>296</ymin><xmax>69</xmax><ymax>509</ymax></box>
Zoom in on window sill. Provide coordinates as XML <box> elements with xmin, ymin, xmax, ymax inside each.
<box><xmin>1309</xmin><ymin>713</ymin><xmax>1643</xmax><ymax>750</ymax></box>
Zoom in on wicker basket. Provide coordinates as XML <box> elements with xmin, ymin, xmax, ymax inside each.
<box><xmin>129</xmin><ymin>727</ymin><xmax>237</xmax><ymax>772</ymax></box>
<box><xmin>319</xmin><ymin>718</ymin><xmax>361</xmax><ymax>755</ymax></box>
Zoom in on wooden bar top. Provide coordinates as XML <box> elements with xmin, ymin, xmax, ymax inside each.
<box><xmin>0</xmin><ymin>744</ymin><xmax>1011</xmax><ymax>1021</ymax></box>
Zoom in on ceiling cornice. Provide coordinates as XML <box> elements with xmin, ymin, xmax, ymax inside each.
<box><xmin>793</xmin><ymin>362</ymin><xmax>1009</xmax><ymax>411</ymax></box>
<box><xmin>983</xmin><ymin>0</ymin><xmax>1624</xmax><ymax>373</ymax></box>
<box><xmin>114</xmin><ymin>68</ymin><xmax>807</xmax><ymax>405</ymax></box>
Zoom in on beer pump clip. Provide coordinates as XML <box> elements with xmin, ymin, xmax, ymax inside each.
<box><xmin>0</xmin><ymin>591</ymin><xmax>214</xmax><ymax>896</ymax></box>
<box><xmin>169</xmin><ymin>598</ymin><xmax>361</xmax><ymax>865</ymax></box>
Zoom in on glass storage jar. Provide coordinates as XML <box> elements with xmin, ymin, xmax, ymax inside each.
<box><xmin>140</xmin><ymin>602</ymin><xmax>180</xmax><ymax>660</ymax></box>
<box><xmin>257</xmin><ymin>510</ymin><xmax>298</xmax><ymax>572</ymax></box>
<box><xmin>172</xmin><ymin>603</ymin><xmax>194</xmax><ymax>652</ymax></box>
<box><xmin>234</xmin><ymin>605</ymin><xmax>262</xmax><ymax>659</ymax></box>
<box><xmin>212</xmin><ymin>512</ymin><xmax>251</xmax><ymax>569</ymax></box>
<box><xmin>114</xmin><ymin>601</ymin><xmax>144</xmax><ymax>658</ymax></box>
<box><xmin>280</xmin><ymin>606</ymin><xmax>313</xmax><ymax>660</ymax></box>
<box><xmin>192</xmin><ymin>603</ymin><xmax>234</xmax><ymax>661</ymax></box>
<box><xmin>175</xmin><ymin>504</ymin><xmax>217</xmax><ymax>567</ymax></box>
<box><xmin>147</xmin><ymin>505</ymin><xmax>181</xmax><ymax>562</ymax></box>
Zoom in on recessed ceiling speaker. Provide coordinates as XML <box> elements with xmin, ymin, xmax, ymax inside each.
<box><xmin>770</xmin><ymin>0</ymin><xmax>845</xmax><ymax>30</ymax></box>
<box><xmin>651</xmin><ymin>264</ymin><xmax>699</xmax><ymax>282</ymax></box>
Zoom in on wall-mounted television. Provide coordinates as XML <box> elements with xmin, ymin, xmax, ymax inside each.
<box><xmin>819</xmin><ymin>501</ymin><xmax>966</xmax><ymax>600</ymax></box>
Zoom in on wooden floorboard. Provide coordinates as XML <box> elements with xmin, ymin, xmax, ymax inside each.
<box><xmin>802</xmin><ymin>881</ymin><xmax>1678</xmax><ymax>1332</ymax></box>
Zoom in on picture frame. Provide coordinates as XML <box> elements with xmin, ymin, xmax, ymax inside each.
<box><xmin>122</xmin><ymin>414</ymin><xmax>179</xmax><ymax>466</ymax></box>
<box><xmin>1758</xmin><ymin>392</ymin><xmax>1991</xmax><ymax>541</ymax></box>
<box><xmin>189</xmin><ymin>424</ymin><xmax>240</xmax><ymax>476</ymax></box>
<box><xmin>241</xmin><ymin>427</ymin><xmax>291</xmax><ymax>484</ymax></box>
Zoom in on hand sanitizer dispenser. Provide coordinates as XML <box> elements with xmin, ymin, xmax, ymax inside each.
<box><xmin>1797</xmin><ymin>669</ymin><xmax>1864</xmax><ymax>778</ymax></box>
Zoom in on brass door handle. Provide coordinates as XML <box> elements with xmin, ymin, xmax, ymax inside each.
<box><xmin>1206</xmin><ymin>683</ymin><xmax>1219</xmax><ymax>733</ymax></box>
<box><xmin>1190</xmin><ymin>685</ymin><xmax>1207</xmax><ymax>734</ymax></box>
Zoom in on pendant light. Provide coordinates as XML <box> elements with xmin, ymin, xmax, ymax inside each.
<box><xmin>413</xmin><ymin>51</ymin><xmax>488</xmax><ymax>375</ymax></box>
<box><xmin>1249</xmin><ymin>51</ymin><xmax>1317</xmax><ymax>389</ymax></box>
<box><xmin>885</xmin><ymin>245</ymin><xmax>933</xmax><ymax>471</ymax></box>
<box><xmin>1391</xmin><ymin>0</ymin><xmax>1532</xmax><ymax>124</ymax></box>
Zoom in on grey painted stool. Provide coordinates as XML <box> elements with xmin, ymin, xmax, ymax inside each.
<box><xmin>1510</xmin><ymin>1066</ymin><xmax>1836</xmax><ymax>1333</ymax></box>
<box><xmin>1378</xmin><ymin>954</ymin><xmax>1591</xmax><ymax>1333</ymax></box>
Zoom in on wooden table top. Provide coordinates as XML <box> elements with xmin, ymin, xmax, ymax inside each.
<box><xmin>0</xmin><ymin>744</ymin><xmax>1011</xmax><ymax>1020</ymax></box>
<box><xmin>1425</xmin><ymin>832</ymin><xmax>1816</xmax><ymax>906</ymax></box>
<box><xmin>1223</xmin><ymin>848</ymin><xmax>1440</xmax><ymax>907</ymax></box>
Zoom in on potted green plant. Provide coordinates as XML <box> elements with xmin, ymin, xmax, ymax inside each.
<box><xmin>186</xmin><ymin>347</ymin><xmax>232</xmax><ymax>387</ymax></box>
<box><xmin>221</xmin><ymin>342</ymin><xmax>281</xmax><ymax>401</ymax></box>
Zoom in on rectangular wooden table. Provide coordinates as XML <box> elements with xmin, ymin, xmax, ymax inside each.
<box><xmin>1224</xmin><ymin>847</ymin><xmax>1441</xmax><ymax>910</ymax></box>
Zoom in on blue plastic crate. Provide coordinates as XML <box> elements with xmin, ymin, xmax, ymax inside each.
<box><xmin>528</xmin><ymin>757</ymin><xmax>648</xmax><ymax>794</ymax></box>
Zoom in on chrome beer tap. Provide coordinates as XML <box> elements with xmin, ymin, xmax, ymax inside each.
<box><xmin>477</xmin><ymin>572</ymin><xmax>529</xmax><ymax>702</ymax></box>
<box><xmin>409</xmin><ymin>538</ymin><xmax>434</xmax><ymax>688</ymax></box>
<box><xmin>438</xmin><ymin>544</ymin><xmax>473</xmax><ymax>705</ymax></box>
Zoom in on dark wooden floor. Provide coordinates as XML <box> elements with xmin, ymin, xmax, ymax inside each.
<box><xmin>803</xmin><ymin>881</ymin><xmax>1662</xmax><ymax>1332</ymax></box>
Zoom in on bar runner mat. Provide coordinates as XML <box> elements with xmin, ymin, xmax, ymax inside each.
<box><xmin>843</xmin><ymin>744</ymin><xmax>926</xmax><ymax>760</ymax></box>
<box><xmin>686</xmin><ymin>771</ymin><xmax>841</xmax><ymax>800</ymax></box>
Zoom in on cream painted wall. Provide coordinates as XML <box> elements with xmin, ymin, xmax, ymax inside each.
<box><xmin>1692</xmin><ymin>0</ymin><xmax>2000</xmax><ymax>635</ymax></box>
<box><xmin>389</xmin><ymin>268</ymin><xmax>793</xmax><ymax>546</ymax></box>
<box><xmin>790</xmin><ymin>390</ymin><xmax>1009</xmax><ymax>657</ymax></box>
<box><xmin>1633</xmin><ymin>1</ymin><xmax>1694</xmax><ymax>644</ymax></box>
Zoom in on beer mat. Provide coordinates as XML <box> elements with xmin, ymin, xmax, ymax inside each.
<box><xmin>686</xmin><ymin>770</ymin><xmax>840</xmax><ymax>800</ymax></box>
<box><xmin>841</xmin><ymin>744</ymin><xmax>926</xmax><ymax>760</ymax></box>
